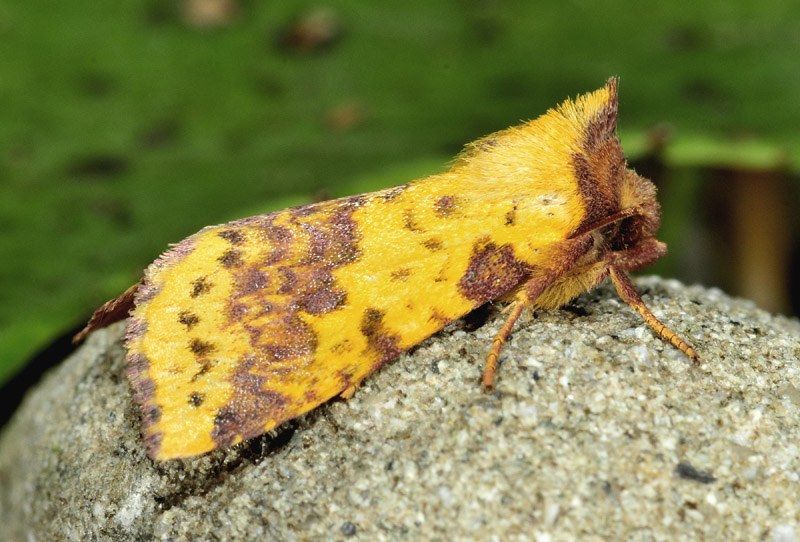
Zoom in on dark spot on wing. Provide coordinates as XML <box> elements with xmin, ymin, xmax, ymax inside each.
<box><xmin>428</xmin><ymin>308</ymin><xmax>451</xmax><ymax>326</ymax></box>
<box><xmin>235</xmin><ymin>268</ymin><xmax>270</xmax><ymax>296</ymax></box>
<box><xmin>190</xmin><ymin>361</ymin><xmax>213</xmax><ymax>382</ymax></box>
<box><xmin>189</xmin><ymin>338</ymin><xmax>215</xmax><ymax>356</ymax></box>
<box><xmin>458</xmin><ymin>237</ymin><xmax>534</xmax><ymax>302</ymax></box>
<box><xmin>380</xmin><ymin>184</ymin><xmax>410</xmax><ymax>201</ymax></box>
<box><xmin>210</xmin><ymin>355</ymin><xmax>291</xmax><ymax>449</ymax></box>
<box><xmin>403</xmin><ymin>210</ymin><xmax>424</xmax><ymax>232</ymax></box>
<box><xmin>505</xmin><ymin>203</ymin><xmax>517</xmax><ymax>226</ymax></box>
<box><xmin>390</xmin><ymin>268</ymin><xmax>412</xmax><ymax>282</ymax></box>
<box><xmin>188</xmin><ymin>391</ymin><xmax>205</xmax><ymax>407</ymax></box>
<box><xmin>178</xmin><ymin>311</ymin><xmax>200</xmax><ymax>330</ymax></box>
<box><xmin>422</xmin><ymin>238</ymin><xmax>443</xmax><ymax>251</ymax></box>
<box><xmin>190</xmin><ymin>276</ymin><xmax>213</xmax><ymax>298</ymax></box>
<box><xmin>218</xmin><ymin>229</ymin><xmax>245</xmax><ymax>245</ymax></box>
<box><xmin>360</xmin><ymin>308</ymin><xmax>402</xmax><ymax>361</ymax></box>
<box><xmin>434</xmin><ymin>195</ymin><xmax>459</xmax><ymax>217</ymax></box>
<box><xmin>218</xmin><ymin>248</ymin><xmax>244</xmax><ymax>268</ymax></box>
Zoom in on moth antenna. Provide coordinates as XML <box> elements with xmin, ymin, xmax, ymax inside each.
<box><xmin>570</xmin><ymin>206</ymin><xmax>642</xmax><ymax>238</ymax></box>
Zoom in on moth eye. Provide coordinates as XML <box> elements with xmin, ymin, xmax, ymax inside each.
<box><xmin>611</xmin><ymin>217</ymin><xmax>643</xmax><ymax>250</ymax></box>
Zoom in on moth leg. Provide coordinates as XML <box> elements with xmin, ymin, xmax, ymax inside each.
<box><xmin>484</xmin><ymin>289</ymin><xmax>533</xmax><ymax>389</ymax></box>
<box><xmin>484</xmin><ymin>235</ymin><xmax>595</xmax><ymax>389</ymax></box>
<box><xmin>608</xmin><ymin>265</ymin><xmax>699</xmax><ymax>361</ymax></box>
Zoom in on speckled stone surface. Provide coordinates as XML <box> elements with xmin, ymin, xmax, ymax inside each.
<box><xmin>1</xmin><ymin>278</ymin><xmax>799</xmax><ymax>542</ymax></box>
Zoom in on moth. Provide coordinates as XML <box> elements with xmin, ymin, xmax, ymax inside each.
<box><xmin>76</xmin><ymin>78</ymin><xmax>697</xmax><ymax>460</ymax></box>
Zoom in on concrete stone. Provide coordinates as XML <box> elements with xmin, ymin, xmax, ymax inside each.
<box><xmin>1</xmin><ymin>278</ymin><xmax>799</xmax><ymax>541</ymax></box>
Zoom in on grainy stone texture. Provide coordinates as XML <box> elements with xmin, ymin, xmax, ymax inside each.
<box><xmin>1</xmin><ymin>278</ymin><xmax>799</xmax><ymax>542</ymax></box>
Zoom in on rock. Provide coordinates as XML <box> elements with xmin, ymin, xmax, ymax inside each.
<box><xmin>1</xmin><ymin>278</ymin><xmax>799</xmax><ymax>541</ymax></box>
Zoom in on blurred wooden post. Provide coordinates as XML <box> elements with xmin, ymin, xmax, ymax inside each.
<box><xmin>730</xmin><ymin>171</ymin><xmax>791</xmax><ymax>314</ymax></box>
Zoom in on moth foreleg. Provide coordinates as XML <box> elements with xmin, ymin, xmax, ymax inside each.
<box><xmin>484</xmin><ymin>288</ymin><xmax>532</xmax><ymax>389</ymax></box>
<box><xmin>608</xmin><ymin>265</ymin><xmax>698</xmax><ymax>361</ymax></box>
<box><xmin>483</xmin><ymin>235</ymin><xmax>594</xmax><ymax>389</ymax></box>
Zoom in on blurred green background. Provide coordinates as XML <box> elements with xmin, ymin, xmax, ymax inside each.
<box><xmin>2</xmin><ymin>0</ymin><xmax>799</xmax><ymax>389</ymax></box>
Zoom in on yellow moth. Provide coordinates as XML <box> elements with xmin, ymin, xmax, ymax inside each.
<box><xmin>77</xmin><ymin>78</ymin><xmax>697</xmax><ymax>460</ymax></box>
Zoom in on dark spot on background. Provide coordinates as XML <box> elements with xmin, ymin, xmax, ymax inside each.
<box><xmin>79</xmin><ymin>72</ymin><xmax>116</xmax><ymax>97</ymax></box>
<box><xmin>89</xmin><ymin>198</ymin><xmax>133</xmax><ymax>227</ymax></box>
<box><xmin>562</xmin><ymin>303</ymin><xmax>589</xmax><ymax>317</ymax></box>
<box><xmin>664</xmin><ymin>26</ymin><xmax>706</xmax><ymax>52</ymax></box>
<box><xmin>681</xmin><ymin>78</ymin><xmax>728</xmax><ymax>109</ymax></box>
<box><xmin>463</xmin><ymin>303</ymin><xmax>491</xmax><ymax>331</ymax></box>
<box><xmin>143</xmin><ymin>0</ymin><xmax>176</xmax><ymax>25</ymax></box>
<box><xmin>137</xmin><ymin>119</ymin><xmax>180</xmax><ymax>149</ymax></box>
<box><xmin>68</xmin><ymin>154</ymin><xmax>128</xmax><ymax>178</ymax></box>
<box><xmin>340</xmin><ymin>521</ymin><xmax>357</xmax><ymax>537</ymax></box>
<box><xmin>276</xmin><ymin>7</ymin><xmax>343</xmax><ymax>54</ymax></box>
<box><xmin>675</xmin><ymin>463</ymin><xmax>716</xmax><ymax>484</ymax></box>
<box><xmin>253</xmin><ymin>71</ymin><xmax>285</xmax><ymax>97</ymax></box>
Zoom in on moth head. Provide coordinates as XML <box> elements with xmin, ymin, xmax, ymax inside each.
<box><xmin>565</xmin><ymin>79</ymin><xmax>662</xmax><ymax>251</ymax></box>
<box><xmin>611</xmin><ymin>168</ymin><xmax>661</xmax><ymax>251</ymax></box>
